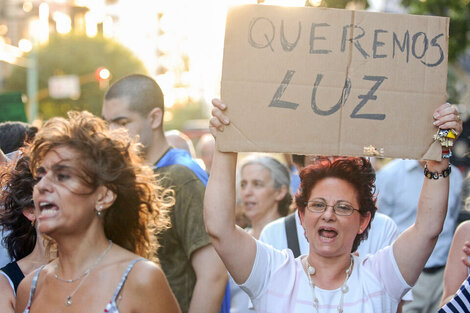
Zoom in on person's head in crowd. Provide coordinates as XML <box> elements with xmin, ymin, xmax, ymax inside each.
<box><xmin>295</xmin><ymin>156</ymin><xmax>376</xmax><ymax>252</ymax></box>
<box><xmin>102</xmin><ymin>74</ymin><xmax>166</xmax><ymax>163</ymax></box>
<box><xmin>0</xmin><ymin>150</ymin><xmax>37</xmax><ymax>260</ymax></box>
<box><xmin>0</xmin><ymin>148</ymin><xmax>53</xmax><ymax>313</ymax></box>
<box><xmin>239</xmin><ymin>155</ymin><xmax>292</xmax><ymax>238</ymax></box>
<box><xmin>0</xmin><ymin>121</ymin><xmax>38</xmax><ymax>154</ymax></box>
<box><xmin>165</xmin><ymin>129</ymin><xmax>196</xmax><ymax>158</ymax></box>
<box><xmin>196</xmin><ymin>133</ymin><xmax>215</xmax><ymax>174</ymax></box>
<box><xmin>30</xmin><ymin>111</ymin><xmax>172</xmax><ymax>258</ymax></box>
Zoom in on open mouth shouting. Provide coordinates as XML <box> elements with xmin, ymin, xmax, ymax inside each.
<box><xmin>38</xmin><ymin>201</ymin><xmax>59</xmax><ymax>219</ymax></box>
<box><xmin>318</xmin><ymin>226</ymin><xmax>338</xmax><ymax>243</ymax></box>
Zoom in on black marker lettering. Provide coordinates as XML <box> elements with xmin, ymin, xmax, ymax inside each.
<box><xmin>309</xmin><ymin>23</ymin><xmax>331</xmax><ymax>54</ymax></box>
<box><xmin>311</xmin><ymin>74</ymin><xmax>351</xmax><ymax>116</ymax></box>
<box><xmin>248</xmin><ymin>17</ymin><xmax>275</xmax><ymax>52</ymax></box>
<box><xmin>393</xmin><ymin>31</ymin><xmax>410</xmax><ymax>63</ymax></box>
<box><xmin>269</xmin><ymin>70</ymin><xmax>299</xmax><ymax>110</ymax></box>
<box><xmin>341</xmin><ymin>25</ymin><xmax>369</xmax><ymax>59</ymax></box>
<box><xmin>280</xmin><ymin>20</ymin><xmax>301</xmax><ymax>52</ymax></box>
<box><xmin>373</xmin><ymin>29</ymin><xmax>388</xmax><ymax>59</ymax></box>
<box><xmin>412</xmin><ymin>32</ymin><xmax>428</xmax><ymax>60</ymax></box>
<box><xmin>350</xmin><ymin>75</ymin><xmax>387</xmax><ymax>120</ymax></box>
<box><xmin>421</xmin><ymin>33</ymin><xmax>444</xmax><ymax>67</ymax></box>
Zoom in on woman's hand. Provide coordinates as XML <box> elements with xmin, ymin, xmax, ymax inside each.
<box><xmin>427</xmin><ymin>102</ymin><xmax>462</xmax><ymax>169</ymax></box>
<box><xmin>462</xmin><ymin>241</ymin><xmax>470</xmax><ymax>268</ymax></box>
<box><xmin>433</xmin><ymin>103</ymin><xmax>463</xmax><ymax>139</ymax></box>
<box><xmin>209</xmin><ymin>98</ymin><xmax>230</xmax><ymax>139</ymax></box>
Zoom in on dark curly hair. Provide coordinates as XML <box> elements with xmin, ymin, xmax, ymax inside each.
<box><xmin>294</xmin><ymin>157</ymin><xmax>377</xmax><ymax>252</ymax></box>
<box><xmin>30</xmin><ymin>111</ymin><xmax>173</xmax><ymax>261</ymax></box>
<box><xmin>0</xmin><ymin>121</ymin><xmax>38</xmax><ymax>154</ymax></box>
<box><xmin>0</xmin><ymin>150</ymin><xmax>36</xmax><ymax>260</ymax></box>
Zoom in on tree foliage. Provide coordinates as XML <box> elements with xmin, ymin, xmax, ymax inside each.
<box><xmin>5</xmin><ymin>34</ymin><xmax>147</xmax><ymax>120</ymax></box>
<box><xmin>401</xmin><ymin>0</ymin><xmax>470</xmax><ymax>63</ymax></box>
<box><xmin>315</xmin><ymin>0</ymin><xmax>368</xmax><ymax>9</ymax></box>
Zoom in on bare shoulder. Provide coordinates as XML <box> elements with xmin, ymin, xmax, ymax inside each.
<box><xmin>0</xmin><ymin>272</ymin><xmax>14</xmax><ymax>292</ymax></box>
<box><xmin>122</xmin><ymin>259</ymin><xmax>181</xmax><ymax>313</ymax></box>
<box><xmin>14</xmin><ymin>267</ymin><xmax>38</xmax><ymax>313</ymax></box>
<box><xmin>455</xmin><ymin>220</ymin><xmax>470</xmax><ymax>235</ymax></box>
<box><xmin>0</xmin><ymin>273</ymin><xmax>15</xmax><ymax>313</ymax></box>
<box><xmin>126</xmin><ymin>259</ymin><xmax>166</xmax><ymax>288</ymax></box>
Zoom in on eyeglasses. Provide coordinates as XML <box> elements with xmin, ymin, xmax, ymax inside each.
<box><xmin>305</xmin><ymin>200</ymin><xmax>360</xmax><ymax>216</ymax></box>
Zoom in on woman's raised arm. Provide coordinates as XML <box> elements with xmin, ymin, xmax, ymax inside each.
<box><xmin>204</xmin><ymin>98</ymin><xmax>257</xmax><ymax>284</ymax></box>
<box><xmin>394</xmin><ymin>103</ymin><xmax>463</xmax><ymax>286</ymax></box>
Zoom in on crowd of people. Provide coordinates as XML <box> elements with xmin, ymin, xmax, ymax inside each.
<box><xmin>0</xmin><ymin>73</ymin><xmax>468</xmax><ymax>313</ymax></box>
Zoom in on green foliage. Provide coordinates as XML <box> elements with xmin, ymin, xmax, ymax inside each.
<box><xmin>401</xmin><ymin>0</ymin><xmax>470</xmax><ymax>62</ymax></box>
<box><xmin>305</xmin><ymin>0</ymin><xmax>369</xmax><ymax>9</ymax></box>
<box><xmin>164</xmin><ymin>99</ymin><xmax>209</xmax><ymax>131</ymax></box>
<box><xmin>5</xmin><ymin>34</ymin><xmax>147</xmax><ymax>120</ymax></box>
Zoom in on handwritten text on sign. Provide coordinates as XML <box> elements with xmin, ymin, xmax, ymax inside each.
<box><xmin>219</xmin><ymin>5</ymin><xmax>449</xmax><ymax>160</ymax></box>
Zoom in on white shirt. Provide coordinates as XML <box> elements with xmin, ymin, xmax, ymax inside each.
<box><xmin>240</xmin><ymin>240</ymin><xmax>410</xmax><ymax>313</ymax></box>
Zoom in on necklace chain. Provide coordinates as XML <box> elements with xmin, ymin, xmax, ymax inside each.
<box><xmin>54</xmin><ymin>240</ymin><xmax>113</xmax><ymax>306</ymax></box>
<box><xmin>305</xmin><ymin>254</ymin><xmax>354</xmax><ymax>313</ymax></box>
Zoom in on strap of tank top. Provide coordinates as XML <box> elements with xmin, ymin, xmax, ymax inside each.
<box><xmin>110</xmin><ymin>258</ymin><xmax>145</xmax><ymax>302</ymax></box>
<box><xmin>25</xmin><ymin>265</ymin><xmax>46</xmax><ymax>309</ymax></box>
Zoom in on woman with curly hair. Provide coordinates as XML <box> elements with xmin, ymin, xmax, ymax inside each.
<box><xmin>0</xmin><ymin>152</ymin><xmax>50</xmax><ymax>313</ymax></box>
<box><xmin>206</xmin><ymin>99</ymin><xmax>461</xmax><ymax>313</ymax></box>
<box><xmin>15</xmin><ymin>111</ymin><xmax>180</xmax><ymax>313</ymax></box>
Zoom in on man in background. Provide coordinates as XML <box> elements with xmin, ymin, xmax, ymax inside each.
<box><xmin>102</xmin><ymin>74</ymin><xmax>228</xmax><ymax>313</ymax></box>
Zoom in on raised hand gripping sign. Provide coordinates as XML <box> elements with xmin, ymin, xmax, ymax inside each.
<box><xmin>218</xmin><ymin>4</ymin><xmax>449</xmax><ymax>160</ymax></box>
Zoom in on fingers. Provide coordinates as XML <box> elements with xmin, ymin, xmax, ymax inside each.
<box><xmin>209</xmin><ymin>98</ymin><xmax>230</xmax><ymax>139</ymax></box>
<box><xmin>212</xmin><ymin>98</ymin><xmax>227</xmax><ymax>111</ymax></box>
<box><xmin>462</xmin><ymin>256</ymin><xmax>470</xmax><ymax>268</ymax></box>
<box><xmin>463</xmin><ymin>241</ymin><xmax>470</xmax><ymax>256</ymax></box>
<box><xmin>433</xmin><ymin>103</ymin><xmax>463</xmax><ymax>138</ymax></box>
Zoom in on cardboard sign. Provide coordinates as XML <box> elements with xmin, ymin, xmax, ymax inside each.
<box><xmin>219</xmin><ymin>4</ymin><xmax>449</xmax><ymax>160</ymax></box>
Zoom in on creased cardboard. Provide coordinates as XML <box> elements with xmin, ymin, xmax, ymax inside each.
<box><xmin>218</xmin><ymin>4</ymin><xmax>449</xmax><ymax>160</ymax></box>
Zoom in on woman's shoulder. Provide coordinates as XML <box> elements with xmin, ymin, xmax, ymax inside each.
<box><xmin>126</xmin><ymin>259</ymin><xmax>165</xmax><ymax>285</ymax></box>
<box><xmin>111</xmin><ymin>248</ymin><xmax>164</xmax><ymax>286</ymax></box>
<box><xmin>14</xmin><ymin>265</ymin><xmax>44</xmax><ymax>313</ymax></box>
<box><xmin>0</xmin><ymin>273</ymin><xmax>15</xmax><ymax>313</ymax></box>
<box><xmin>455</xmin><ymin>220</ymin><xmax>470</xmax><ymax>236</ymax></box>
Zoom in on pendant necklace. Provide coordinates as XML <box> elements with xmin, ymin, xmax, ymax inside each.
<box><xmin>304</xmin><ymin>254</ymin><xmax>354</xmax><ymax>313</ymax></box>
<box><xmin>54</xmin><ymin>240</ymin><xmax>113</xmax><ymax>306</ymax></box>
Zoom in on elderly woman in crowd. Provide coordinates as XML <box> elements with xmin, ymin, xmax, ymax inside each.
<box><xmin>230</xmin><ymin>154</ymin><xmax>291</xmax><ymax>312</ymax></box>
<box><xmin>15</xmin><ymin>111</ymin><xmax>180</xmax><ymax>313</ymax></box>
<box><xmin>205</xmin><ymin>99</ymin><xmax>461</xmax><ymax>313</ymax></box>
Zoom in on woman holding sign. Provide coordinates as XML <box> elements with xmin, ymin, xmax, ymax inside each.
<box><xmin>205</xmin><ymin>99</ymin><xmax>461</xmax><ymax>313</ymax></box>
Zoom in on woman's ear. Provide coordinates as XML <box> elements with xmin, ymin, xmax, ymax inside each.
<box><xmin>275</xmin><ymin>185</ymin><xmax>288</xmax><ymax>201</ymax></box>
<box><xmin>96</xmin><ymin>186</ymin><xmax>117</xmax><ymax>210</ymax></box>
<box><xmin>359</xmin><ymin>211</ymin><xmax>372</xmax><ymax>234</ymax></box>
<box><xmin>22</xmin><ymin>206</ymin><xmax>36</xmax><ymax>223</ymax></box>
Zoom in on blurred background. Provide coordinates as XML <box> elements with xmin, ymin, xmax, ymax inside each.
<box><xmin>0</xmin><ymin>0</ymin><xmax>469</xmax><ymax>166</ymax></box>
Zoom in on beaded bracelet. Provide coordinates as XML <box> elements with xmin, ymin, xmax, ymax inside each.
<box><xmin>424</xmin><ymin>164</ymin><xmax>451</xmax><ymax>180</ymax></box>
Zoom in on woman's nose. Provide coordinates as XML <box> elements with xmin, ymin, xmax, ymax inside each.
<box><xmin>321</xmin><ymin>205</ymin><xmax>336</xmax><ymax>221</ymax></box>
<box><xmin>34</xmin><ymin>174</ymin><xmax>53</xmax><ymax>193</ymax></box>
